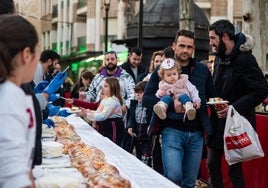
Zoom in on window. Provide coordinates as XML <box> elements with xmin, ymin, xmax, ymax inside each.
<box><xmin>77</xmin><ymin>36</ymin><xmax>87</xmax><ymax>52</ymax></box>
<box><xmin>234</xmin><ymin>20</ymin><xmax>242</xmax><ymax>34</ymax></box>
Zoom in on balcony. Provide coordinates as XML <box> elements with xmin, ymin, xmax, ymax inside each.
<box><xmin>77</xmin><ymin>0</ymin><xmax>87</xmax><ymax>16</ymax></box>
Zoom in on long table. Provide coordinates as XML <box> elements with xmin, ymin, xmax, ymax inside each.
<box><xmin>38</xmin><ymin>114</ymin><xmax>179</xmax><ymax>188</ymax></box>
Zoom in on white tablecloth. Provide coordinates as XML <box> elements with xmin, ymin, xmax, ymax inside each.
<box><xmin>65</xmin><ymin>114</ymin><xmax>179</xmax><ymax>188</ymax></box>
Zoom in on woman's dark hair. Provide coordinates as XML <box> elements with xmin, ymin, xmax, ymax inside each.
<box><xmin>81</xmin><ymin>70</ymin><xmax>95</xmax><ymax>81</ymax></box>
<box><xmin>0</xmin><ymin>15</ymin><xmax>38</xmax><ymax>83</ymax></box>
<box><xmin>78</xmin><ymin>69</ymin><xmax>87</xmax><ymax>86</ymax></box>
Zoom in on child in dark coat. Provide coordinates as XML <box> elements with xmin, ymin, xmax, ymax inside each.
<box><xmin>127</xmin><ymin>81</ymin><xmax>152</xmax><ymax>166</ymax></box>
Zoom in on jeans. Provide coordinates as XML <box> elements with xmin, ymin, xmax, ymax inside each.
<box><xmin>161</xmin><ymin>128</ymin><xmax>203</xmax><ymax>188</ymax></box>
<box><xmin>207</xmin><ymin>148</ymin><xmax>245</xmax><ymax>188</ymax></box>
<box><xmin>161</xmin><ymin>93</ymin><xmax>190</xmax><ymax>105</ymax></box>
<box><xmin>178</xmin><ymin>93</ymin><xmax>191</xmax><ymax>105</ymax></box>
<box><xmin>161</xmin><ymin>95</ymin><xmax>173</xmax><ymax>104</ymax></box>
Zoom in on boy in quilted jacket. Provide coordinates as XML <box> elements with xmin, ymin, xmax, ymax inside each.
<box><xmin>127</xmin><ymin>81</ymin><xmax>152</xmax><ymax>166</ymax></box>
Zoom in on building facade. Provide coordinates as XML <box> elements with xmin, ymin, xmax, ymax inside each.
<box><xmin>13</xmin><ymin>0</ymin><xmax>268</xmax><ymax>76</ymax></box>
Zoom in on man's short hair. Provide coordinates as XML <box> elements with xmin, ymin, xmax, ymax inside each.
<box><xmin>105</xmin><ymin>50</ymin><xmax>118</xmax><ymax>59</ymax></box>
<box><xmin>130</xmin><ymin>47</ymin><xmax>142</xmax><ymax>56</ymax></box>
<box><xmin>209</xmin><ymin>19</ymin><xmax>236</xmax><ymax>40</ymax></box>
<box><xmin>0</xmin><ymin>0</ymin><xmax>15</xmax><ymax>14</ymax></box>
<box><xmin>174</xmin><ymin>30</ymin><xmax>195</xmax><ymax>43</ymax></box>
<box><xmin>134</xmin><ymin>81</ymin><xmax>148</xmax><ymax>92</ymax></box>
<box><xmin>40</xmin><ymin>50</ymin><xmax>60</xmax><ymax>63</ymax></box>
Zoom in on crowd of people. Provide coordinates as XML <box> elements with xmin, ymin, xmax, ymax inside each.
<box><xmin>1</xmin><ymin>0</ymin><xmax>268</xmax><ymax>187</ymax></box>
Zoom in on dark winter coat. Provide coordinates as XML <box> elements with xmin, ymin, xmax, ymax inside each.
<box><xmin>120</xmin><ymin>60</ymin><xmax>146</xmax><ymax>83</ymax></box>
<box><xmin>207</xmin><ymin>33</ymin><xmax>268</xmax><ymax>149</ymax></box>
<box><xmin>127</xmin><ymin>100</ymin><xmax>151</xmax><ymax>140</ymax></box>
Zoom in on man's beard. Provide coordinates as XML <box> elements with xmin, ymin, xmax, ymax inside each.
<box><xmin>106</xmin><ymin>63</ymin><xmax>117</xmax><ymax>71</ymax></box>
<box><xmin>216</xmin><ymin>39</ymin><xmax>227</xmax><ymax>59</ymax></box>
<box><xmin>48</xmin><ymin>64</ymin><xmax>54</xmax><ymax>74</ymax></box>
<box><xmin>175</xmin><ymin>52</ymin><xmax>190</xmax><ymax>64</ymax></box>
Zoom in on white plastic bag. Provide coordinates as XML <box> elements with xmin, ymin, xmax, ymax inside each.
<box><xmin>224</xmin><ymin>105</ymin><xmax>264</xmax><ymax>165</ymax></box>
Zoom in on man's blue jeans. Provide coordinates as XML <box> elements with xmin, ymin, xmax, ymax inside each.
<box><xmin>161</xmin><ymin>127</ymin><xmax>203</xmax><ymax>188</ymax></box>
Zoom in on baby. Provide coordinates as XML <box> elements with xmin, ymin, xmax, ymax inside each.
<box><xmin>153</xmin><ymin>58</ymin><xmax>201</xmax><ymax>121</ymax></box>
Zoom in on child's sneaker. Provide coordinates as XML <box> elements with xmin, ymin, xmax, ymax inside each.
<box><xmin>185</xmin><ymin>102</ymin><xmax>196</xmax><ymax>121</ymax></box>
<box><xmin>141</xmin><ymin>154</ymin><xmax>152</xmax><ymax>167</ymax></box>
<box><xmin>153</xmin><ymin>101</ymin><xmax>168</xmax><ymax>120</ymax></box>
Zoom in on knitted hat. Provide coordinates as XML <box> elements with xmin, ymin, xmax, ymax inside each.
<box><xmin>161</xmin><ymin>58</ymin><xmax>175</xmax><ymax>69</ymax></box>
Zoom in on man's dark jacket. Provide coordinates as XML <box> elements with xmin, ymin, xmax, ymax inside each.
<box><xmin>208</xmin><ymin>33</ymin><xmax>268</xmax><ymax>149</ymax></box>
<box><xmin>121</xmin><ymin>60</ymin><xmax>146</xmax><ymax>83</ymax></box>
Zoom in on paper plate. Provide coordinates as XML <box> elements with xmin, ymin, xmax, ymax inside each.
<box><xmin>66</xmin><ymin>108</ymin><xmax>81</xmax><ymax>113</ymax></box>
<box><xmin>206</xmin><ymin>100</ymin><xmax>229</xmax><ymax>105</ymax></box>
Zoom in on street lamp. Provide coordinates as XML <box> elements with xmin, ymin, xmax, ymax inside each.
<box><xmin>104</xmin><ymin>0</ymin><xmax>111</xmax><ymax>53</ymax></box>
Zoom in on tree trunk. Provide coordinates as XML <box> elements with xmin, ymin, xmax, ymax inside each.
<box><xmin>179</xmin><ymin>0</ymin><xmax>195</xmax><ymax>32</ymax></box>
